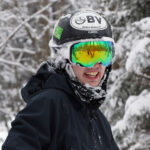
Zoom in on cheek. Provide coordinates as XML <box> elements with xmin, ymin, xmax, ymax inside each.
<box><xmin>72</xmin><ymin>65</ymin><xmax>84</xmax><ymax>78</ymax></box>
<box><xmin>101</xmin><ymin>68</ymin><xmax>105</xmax><ymax>76</ymax></box>
<box><xmin>99</xmin><ymin>65</ymin><xmax>105</xmax><ymax>74</ymax></box>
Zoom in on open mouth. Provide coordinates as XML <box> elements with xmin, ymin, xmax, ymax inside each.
<box><xmin>84</xmin><ymin>72</ymin><xmax>99</xmax><ymax>79</ymax></box>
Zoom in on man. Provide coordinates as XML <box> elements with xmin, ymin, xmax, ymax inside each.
<box><xmin>2</xmin><ymin>9</ymin><xmax>119</xmax><ymax>150</ymax></box>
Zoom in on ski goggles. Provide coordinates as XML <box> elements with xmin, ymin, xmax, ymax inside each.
<box><xmin>70</xmin><ymin>40</ymin><xmax>114</xmax><ymax>67</ymax></box>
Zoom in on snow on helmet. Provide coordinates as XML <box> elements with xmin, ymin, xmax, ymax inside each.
<box><xmin>49</xmin><ymin>9</ymin><xmax>114</xmax><ymax>60</ymax></box>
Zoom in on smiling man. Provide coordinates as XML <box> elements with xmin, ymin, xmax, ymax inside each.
<box><xmin>72</xmin><ymin>62</ymin><xmax>105</xmax><ymax>87</ymax></box>
<box><xmin>2</xmin><ymin>9</ymin><xmax>119</xmax><ymax>150</ymax></box>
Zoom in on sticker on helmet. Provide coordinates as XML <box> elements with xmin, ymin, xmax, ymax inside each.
<box><xmin>70</xmin><ymin>11</ymin><xmax>108</xmax><ymax>31</ymax></box>
<box><xmin>54</xmin><ymin>25</ymin><xmax>63</xmax><ymax>40</ymax></box>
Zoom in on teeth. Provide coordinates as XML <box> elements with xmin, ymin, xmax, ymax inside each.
<box><xmin>86</xmin><ymin>72</ymin><xmax>98</xmax><ymax>76</ymax></box>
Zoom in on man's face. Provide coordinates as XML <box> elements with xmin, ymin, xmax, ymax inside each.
<box><xmin>72</xmin><ymin>63</ymin><xmax>105</xmax><ymax>87</ymax></box>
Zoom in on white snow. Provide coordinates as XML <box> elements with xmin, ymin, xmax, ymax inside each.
<box><xmin>125</xmin><ymin>90</ymin><xmax>150</xmax><ymax>118</ymax></box>
<box><xmin>113</xmin><ymin>90</ymin><xmax>150</xmax><ymax>133</ymax></box>
<box><xmin>132</xmin><ymin>17</ymin><xmax>150</xmax><ymax>31</ymax></box>
<box><xmin>125</xmin><ymin>37</ymin><xmax>150</xmax><ymax>75</ymax></box>
<box><xmin>0</xmin><ymin>123</ymin><xmax>8</xmax><ymax>148</ymax></box>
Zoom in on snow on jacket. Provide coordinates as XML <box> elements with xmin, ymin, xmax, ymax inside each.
<box><xmin>2</xmin><ymin>62</ymin><xmax>119</xmax><ymax>150</ymax></box>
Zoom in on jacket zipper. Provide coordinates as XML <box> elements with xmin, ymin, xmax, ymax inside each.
<box><xmin>88</xmin><ymin>110</ymin><xmax>102</xmax><ymax>150</ymax></box>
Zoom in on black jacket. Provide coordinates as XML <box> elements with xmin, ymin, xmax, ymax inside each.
<box><xmin>2</xmin><ymin>62</ymin><xmax>119</xmax><ymax>150</ymax></box>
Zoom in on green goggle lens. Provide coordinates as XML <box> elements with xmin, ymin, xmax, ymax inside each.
<box><xmin>70</xmin><ymin>41</ymin><xmax>114</xmax><ymax>67</ymax></box>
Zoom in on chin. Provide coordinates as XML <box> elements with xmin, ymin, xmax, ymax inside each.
<box><xmin>87</xmin><ymin>81</ymin><xmax>100</xmax><ymax>87</ymax></box>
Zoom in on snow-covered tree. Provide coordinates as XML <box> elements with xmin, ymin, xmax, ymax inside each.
<box><xmin>101</xmin><ymin>0</ymin><xmax>150</xmax><ymax>150</ymax></box>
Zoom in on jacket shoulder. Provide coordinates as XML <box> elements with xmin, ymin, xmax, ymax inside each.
<box><xmin>26</xmin><ymin>88</ymin><xmax>69</xmax><ymax>105</ymax></box>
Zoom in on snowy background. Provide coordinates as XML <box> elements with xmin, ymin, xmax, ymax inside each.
<box><xmin>0</xmin><ymin>0</ymin><xmax>150</xmax><ymax>149</ymax></box>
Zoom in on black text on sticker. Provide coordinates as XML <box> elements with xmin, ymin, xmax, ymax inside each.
<box><xmin>86</xmin><ymin>16</ymin><xmax>101</xmax><ymax>24</ymax></box>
